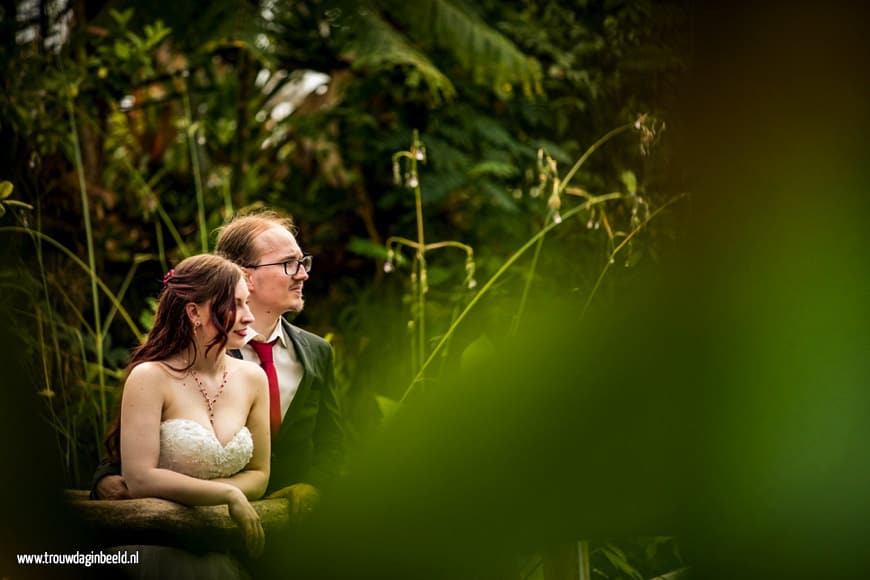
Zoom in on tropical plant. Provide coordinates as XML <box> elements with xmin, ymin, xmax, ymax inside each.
<box><xmin>2</xmin><ymin>4</ymin><xmax>690</xmax><ymax>575</ymax></box>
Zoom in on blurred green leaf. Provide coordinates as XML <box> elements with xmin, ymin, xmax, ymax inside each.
<box><xmin>114</xmin><ymin>40</ymin><xmax>130</xmax><ymax>61</ymax></box>
<box><xmin>110</xmin><ymin>8</ymin><xmax>134</xmax><ymax>27</ymax></box>
<box><xmin>0</xmin><ymin>181</ymin><xmax>14</xmax><ymax>200</ymax></box>
<box><xmin>478</xmin><ymin>179</ymin><xmax>519</xmax><ymax>212</ymax></box>
<box><xmin>468</xmin><ymin>160</ymin><xmax>519</xmax><ymax>179</ymax></box>
<box><xmin>621</xmin><ymin>170</ymin><xmax>637</xmax><ymax>196</ymax></box>
<box><xmin>348</xmin><ymin>238</ymin><xmax>389</xmax><ymax>260</ymax></box>
<box><xmin>375</xmin><ymin>395</ymin><xmax>401</xmax><ymax>422</ymax></box>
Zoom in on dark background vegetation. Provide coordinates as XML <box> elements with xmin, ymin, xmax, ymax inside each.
<box><xmin>0</xmin><ymin>0</ymin><xmax>685</xmax><ymax>481</ymax></box>
<box><xmin>2</xmin><ymin>0</ymin><xmax>868</xmax><ymax>578</ymax></box>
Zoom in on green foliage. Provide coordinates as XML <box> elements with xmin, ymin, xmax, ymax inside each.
<box><xmin>1</xmin><ymin>0</ymin><xmax>688</xmax><ymax>572</ymax></box>
<box><xmin>96</xmin><ymin>10</ymin><xmax>170</xmax><ymax>75</ymax></box>
<box><xmin>349</xmin><ymin>11</ymin><xmax>458</xmax><ymax>103</ymax></box>
<box><xmin>591</xmin><ymin>537</ymin><xmax>683</xmax><ymax>579</ymax></box>
<box><xmin>0</xmin><ymin>180</ymin><xmax>34</xmax><ymax>217</ymax></box>
<box><xmin>377</xmin><ymin>0</ymin><xmax>544</xmax><ymax>96</ymax></box>
<box><xmin>384</xmin><ymin>131</ymin><xmax>478</xmax><ymax>388</ymax></box>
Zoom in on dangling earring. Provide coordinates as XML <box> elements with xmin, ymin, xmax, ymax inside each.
<box><xmin>194</xmin><ymin>320</ymin><xmax>201</xmax><ymax>335</ymax></box>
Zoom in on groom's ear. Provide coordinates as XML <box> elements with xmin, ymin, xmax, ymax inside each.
<box><xmin>241</xmin><ymin>267</ymin><xmax>254</xmax><ymax>290</ymax></box>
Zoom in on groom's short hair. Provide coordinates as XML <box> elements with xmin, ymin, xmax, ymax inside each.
<box><xmin>215</xmin><ymin>209</ymin><xmax>297</xmax><ymax>266</ymax></box>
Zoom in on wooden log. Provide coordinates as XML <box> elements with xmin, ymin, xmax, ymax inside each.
<box><xmin>64</xmin><ymin>490</ymin><xmax>290</xmax><ymax>551</ymax></box>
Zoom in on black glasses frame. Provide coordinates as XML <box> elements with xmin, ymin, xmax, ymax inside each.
<box><xmin>244</xmin><ymin>255</ymin><xmax>313</xmax><ymax>276</ymax></box>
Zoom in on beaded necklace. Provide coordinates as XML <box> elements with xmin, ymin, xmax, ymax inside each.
<box><xmin>189</xmin><ymin>368</ymin><xmax>229</xmax><ymax>426</ymax></box>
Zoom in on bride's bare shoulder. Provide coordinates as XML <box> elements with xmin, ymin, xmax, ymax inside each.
<box><xmin>127</xmin><ymin>360</ymin><xmax>185</xmax><ymax>382</ymax></box>
<box><xmin>227</xmin><ymin>357</ymin><xmax>268</xmax><ymax>389</ymax></box>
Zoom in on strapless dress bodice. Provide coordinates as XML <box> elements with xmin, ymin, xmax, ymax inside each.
<box><xmin>158</xmin><ymin>419</ymin><xmax>253</xmax><ymax>480</ymax></box>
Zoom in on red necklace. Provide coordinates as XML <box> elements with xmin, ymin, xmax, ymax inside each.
<box><xmin>190</xmin><ymin>369</ymin><xmax>229</xmax><ymax>426</ymax></box>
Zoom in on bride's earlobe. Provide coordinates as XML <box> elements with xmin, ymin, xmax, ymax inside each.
<box><xmin>185</xmin><ymin>303</ymin><xmax>199</xmax><ymax>324</ymax></box>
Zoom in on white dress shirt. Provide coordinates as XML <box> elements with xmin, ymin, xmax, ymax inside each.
<box><xmin>239</xmin><ymin>323</ymin><xmax>304</xmax><ymax>419</ymax></box>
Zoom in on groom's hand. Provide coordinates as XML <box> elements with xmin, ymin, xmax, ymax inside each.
<box><xmin>94</xmin><ymin>475</ymin><xmax>131</xmax><ymax>500</ymax></box>
<box><xmin>267</xmin><ymin>483</ymin><xmax>320</xmax><ymax>522</ymax></box>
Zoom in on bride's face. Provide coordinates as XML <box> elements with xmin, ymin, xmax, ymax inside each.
<box><xmin>195</xmin><ymin>278</ymin><xmax>255</xmax><ymax>350</ymax></box>
<box><xmin>226</xmin><ymin>278</ymin><xmax>255</xmax><ymax>349</ymax></box>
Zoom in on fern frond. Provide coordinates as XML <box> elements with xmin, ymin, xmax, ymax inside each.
<box><xmin>349</xmin><ymin>11</ymin><xmax>457</xmax><ymax>103</ymax></box>
<box><xmin>379</xmin><ymin>0</ymin><xmax>543</xmax><ymax>96</ymax></box>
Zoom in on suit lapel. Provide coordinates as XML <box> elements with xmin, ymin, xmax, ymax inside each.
<box><xmin>278</xmin><ymin>319</ymin><xmax>316</xmax><ymax>439</ymax></box>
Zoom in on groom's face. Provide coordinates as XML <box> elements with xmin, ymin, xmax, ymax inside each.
<box><xmin>246</xmin><ymin>225</ymin><xmax>308</xmax><ymax>315</ymax></box>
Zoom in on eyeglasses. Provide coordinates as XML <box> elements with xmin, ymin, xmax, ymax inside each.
<box><xmin>244</xmin><ymin>255</ymin><xmax>313</xmax><ymax>276</ymax></box>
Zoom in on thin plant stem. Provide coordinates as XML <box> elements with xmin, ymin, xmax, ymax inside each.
<box><xmin>424</xmin><ymin>240</ymin><xmax>473</xmax><ymax>253</ymax></box>
<box><xmin>120</xmin><ymin>156</ymin><xmax>191</xmax><ymax>258</ymax></box>
<box><xmin>35</xmin><ymin>301</ymin><xmax>51</xmax><ymax>397</ymax></box>
<box><xmin>413</xmin><ymin>173</ymin><xmax>426</xmax><ymax>383</ymax></box>
<box><xmin>385</xmin><ymin>237</ymin><xmax>474</xmax><ymax>254</ymax></box>
<box><xmin>157</xmin><ymin>203</ymin><xmax>192</xmax><ymax>257</ymax></box>
<box><xmin>182</xmin><ymin>76</ymin><xmax>209</xmax><ymax>252</ymax></box>
<box><xmin>512</xmin><ymin>124</ymin><xmax>634</xmax><ymax>336</ymax></box>
<box><xmin>391</xmin><ymin>132</ymin><xmax>474</xmax><ymax>387</ymax></box>
<box><xmin>0</xmin><ymin>227</ymin><xmax>144</xmax><ymax>340</ymax></box>
<box><xmin>559</xmin><ymin>124</ymin><xmax>633</xmax><ymax>197</ymax></box>
<box><xmin>581</xmin><ymin>192</ymin><xmax>687</xmax><ymax>316</ymax></box>
<box><xmin>510</xmin><ymin>224</ymin><xmax>546</xmax><ymax>336</ymax></box>
<box><xmin>39</xmin><ymin>308</ymin><xmax>77</xmax><ymax>483</ymax></box>
<box><xmin>409</xmin><ymin>309</ymin><xmax>418</xmax><ymax>383</ymax></box>
<box><xmin>222</xmin><ymin>173</ymin><xmax>234</xmax><ymax>219</ymax></box>
<box><xmin>30</xmin><ymin>200</ymin><xmax>68</xmax><ymax>399</ymax></box>
<box><xmin>101</xmin><ymin>256</ymin><xmax>154</xmax><ymax>341</ymax></box>
<box><xmin>66</xmin><ymin>96</ymin><xmax>107</xmax><ymax>427</ymax></box>
<box><xmin>55</xmin><ymin>284</ymin><xmax>95</xmax><ymax>335</ymax></box>
<box><xmin>436</xmin><ymin>303</ymin><xmax>462</xmax><ymax>377</ymax></box>
<box><xmin>391</xmin><ymin>135</ymin><xmax>429</xmax><ymax>384</ymax></box>
<box><xmin>155</xmin><ymin>219</ymin><xmax>167</xmax><ymax>273</ymax></box>
<box><xmin>386</xmin><ymin>236</ymin><xmax>422</xmax><ymax>250</ymax></box>
<box><xmin>400</xmin><ymin>193</ymin><xmax>623</xmax><ymax>403</ymax></box>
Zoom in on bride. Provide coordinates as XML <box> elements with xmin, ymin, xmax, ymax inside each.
<box><xmin>105</xmin><ymin>254</ymin><xmax>270</xmax><ymax>574</ymax></box>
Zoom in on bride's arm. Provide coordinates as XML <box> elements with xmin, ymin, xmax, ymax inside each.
<box><xmin>120</xmin><ymin>362</ymin><xmax>265</xmax><ymax>557</ymax></box>
<box><xmin>120</xmin><ymin>363</ymin><xmax>251</xmax><ymax>506</ymax></box>
<box><xmin>212</xmin><ymin>364</ymin><xmax>271</xmax><ymax>500</ymax></box>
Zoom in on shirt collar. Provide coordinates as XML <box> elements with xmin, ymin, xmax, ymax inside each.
<box><xmin>244</xmin><ymin>322</ymin><xmax>288</xmax><ymax>348</ymax></box>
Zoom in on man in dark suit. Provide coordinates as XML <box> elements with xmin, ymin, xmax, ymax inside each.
<box><xmin>216</xmin><ymin>210</ymin><xmax>343</xmax><ymax>516</ymax></box>
<box><xmin>92</xmin><ymin>210</ymin><xmax>343</xmax><ymax>518</ymax></box>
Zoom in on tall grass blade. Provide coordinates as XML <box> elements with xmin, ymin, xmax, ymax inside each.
<box><xmin>182</xmin><ymin>75</ymin><xmax>209</xmax><ymax>253</ymax></box>
<box><xmin>400</xmin><ymin>193</ymin><xmax>623</xmax><ymax>403</ymax></box>
<box><xmin>0</xmin><ymin>227</ymin><xmax>144</xmax><ymax>340</ymax></box>
<box><xmin>65</xmin><ymin>96</ymin><xmax>108</xmax><ymax>429</ymax></box>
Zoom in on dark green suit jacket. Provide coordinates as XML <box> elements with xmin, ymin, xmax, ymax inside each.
<box><xmin>90</xmin><ymin>318</ymin><xmax>343</xmax><ymax>496</ymax></box>
<box><xmin>230</xmin><ymin>318</ymin><xmax>344</xmax><ymax>493</ymax></box>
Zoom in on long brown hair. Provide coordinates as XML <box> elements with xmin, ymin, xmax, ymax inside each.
<box><xmin>104</xmin><ymin>254</ymin><xmax>243</xmax><ymax>462</ymax></box>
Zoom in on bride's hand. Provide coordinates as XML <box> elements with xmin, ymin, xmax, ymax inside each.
<box><xmin>227</xmin><ymin>489</ymin><xmax>265</xmax><ymax>557</ymax></box>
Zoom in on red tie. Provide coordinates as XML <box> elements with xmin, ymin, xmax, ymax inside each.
<box><xmin>250</xmin><ymin>339</ymin><xmax>281</xmax><ymax>442</ymax></box>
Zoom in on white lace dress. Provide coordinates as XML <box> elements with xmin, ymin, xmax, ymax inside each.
<box><xmin>158</xmin><ymin>419</ymin><xmax>254</xmax><ymax>479</ymax></box>
<box><xmin>113</xmin><ymin>419</ymin><xmax>256</xmax><ymax>580</ymax></box>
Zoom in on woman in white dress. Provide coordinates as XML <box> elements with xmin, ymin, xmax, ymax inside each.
<box><xmin>104</xmin><ymin>254</ymin><xmax>270</xmax><ymax>575</ymax></box>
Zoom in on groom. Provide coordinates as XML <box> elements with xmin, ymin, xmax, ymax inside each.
<box><xmin>92</xmin><ymin>210</ymin><xmax>343</xmax><ymax>518</ymax></box>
